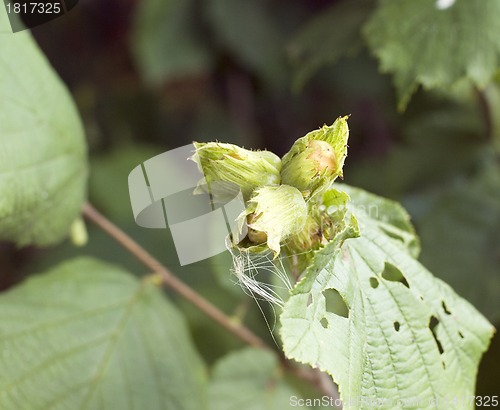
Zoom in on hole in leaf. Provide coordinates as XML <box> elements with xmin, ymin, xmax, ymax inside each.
<box><xmin>323</xmin><ymin>288</ymin><xmax>349</xmax><ymax>318</ymax></box>
<box><xmin>442</xmin><ymin>301</ymin><xmax>451</xmax><ymax>315</ymax></box>
<box><xmin>381</xmin><ymin>262</ymin><xmax>409</xmax><ymax>288</ymax></box>
<box><xmin>320</xmin><ymin>318</ymin><xmax>328</xmax><ymax>328</ymax></box>
<box><xmin>429</xmin><ymin>316</ymin><xmax>444</xmax><ymax>355</ymax></box>
<box><xmin>394</xmin><ymin>321</ymin><xmax>400</xmax><ymax>332</ymax></box>
<box><xmin>369</xmin><ymin>277</ymin><xmax>379</xmax><ymax>288</ymax></box>
<box><xmin>307</xmin><ymin>294</ymin><xmax>313</xmax><ymax>307</ymax></box>
<box><xmin>458</xmin><ymin>331</ymin><xmax>464</xmax><ymax>339</ymax></box>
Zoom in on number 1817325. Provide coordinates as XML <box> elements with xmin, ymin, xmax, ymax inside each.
<box><xmin>5</xmin><ymin>2</ymin><xmax>62</xmax><ymax>14</ymax></box>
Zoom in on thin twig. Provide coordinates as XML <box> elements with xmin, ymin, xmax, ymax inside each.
<box><xmin>82</xmin><ymin>202</ymin><xmax>269</xmax><ymax>350</ymax></box>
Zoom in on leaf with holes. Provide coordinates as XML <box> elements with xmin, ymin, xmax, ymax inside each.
<box><xmin>0</xmin><ymin>257</ymin><xmax>207</xmax><ymax>410</ymax></box>
<box><xmin>0</xmin><ymin>8</ymin><xmax>88</xmax><ymax>246</ymax></box>
<box><xmin>280</xmin><ymin>185</ymin><xmax>495</xmax><ymax>408</ymax></box>
<box><xmin>364</xmin><ymin>0</ymin><xmax>500</xmax><ymax>109</ymax></box>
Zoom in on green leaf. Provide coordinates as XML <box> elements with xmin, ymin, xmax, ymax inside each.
<box><xmin>205</xmin><ymin>0</ymin><xmax>288</xmax><ymax>87</ymax></box>
<box><xmin>364</xmin><ymin>0</ymin><xmax>500</xmax><ymax>109</ymax></box>
<box><xmin>0</xmin><ymin>257</ymin><xmax>207</xmax><ymax>410</ymax></box>
<box><xmin>0</xmin><ymin>9</ymin><xmax>88</xmax><ymax>247</ymax></box>
<box><xmin>208</xmin><ymin>348</ymin><xmax>318</xmax><ymax>410</ymax></box>
<box><xmin>289</xmin><ymin>0</ymin><xmax>374</xmax><ymax>90</ymax></box>
<box><xmin>337</xmin><ymin>184</ymin><xmax>420</xmax><ymax>258</ymax></box>
<box><xmin>280</xmin><ymin>185</ymin><xmax>494</xmax><ymax>408</ymax></box>
<box><xmin>131</xmin><ymin>0</ymin><xmax>213</xmax><ymax>85</ymax></box>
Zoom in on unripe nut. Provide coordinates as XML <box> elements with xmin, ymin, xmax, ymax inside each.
<box><xmin>246</xmin><ymin>214</ymin><xmax>268</xmax><ymax>244</ymax></box>
<box><xmin>280</xmin><ymin>117</ymin><xmax>349</xmax><ymax>197</ymax></box>
<box><xmin>307</xmin><ymin>140</ymin><xmax>337</xmax><ymax>172</ymax></box>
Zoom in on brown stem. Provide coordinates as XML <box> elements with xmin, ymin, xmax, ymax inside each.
<box><xmin>82</xmin><ymin>202</ymin><xmax>268</xmax><ymax>350</ymax></box>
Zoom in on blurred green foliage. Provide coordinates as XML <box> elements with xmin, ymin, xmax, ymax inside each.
<box><xmin>0</xmin><ymin>258</ymin><xmax>208</xmax><ymax>409</ymax></box>
<box><xmin>364</xmin><ymin>0</ymin><xmax>500</xmax><ymax>109</ymax></box>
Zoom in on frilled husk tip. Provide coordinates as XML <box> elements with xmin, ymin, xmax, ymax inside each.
<box><xmin>281</xmin><ymin>116</ymin><xmax>349</xmax><ymax>197</ymax></box>
<box><xmin>191</xmin><ymin>142</ymin><xmax>281</xmax><ymax>201</ymax></box>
